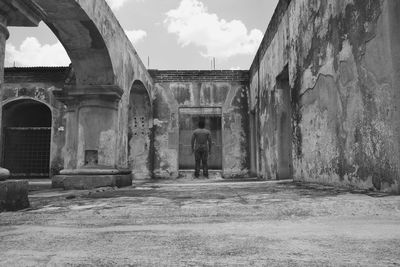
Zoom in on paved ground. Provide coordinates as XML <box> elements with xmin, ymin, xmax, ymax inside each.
<box><xmin>0</xmin><ymin>179</ymin><xmax>400</xmax><ymax>266</ymax></box>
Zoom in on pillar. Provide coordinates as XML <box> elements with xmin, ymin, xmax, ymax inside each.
<box><xmin>387</xmin><ymin>0</ymin><xmax>400</xmax><ymax>194</ymax></box>
<box><xmin>0</xmin><ymin>14</ymin><xmax>10</xmax><ymax>181</ymax></box>
<box><xmin>53</xmin><ymin>85</ymin><xmax>132</xmax><ymax>189</ymax></box>
<box><xmin>0</xmin><ymin>14</ymin><xmax>29</xmax><ymax>212</ymax></box>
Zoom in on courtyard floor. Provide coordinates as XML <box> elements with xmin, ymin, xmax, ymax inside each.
<box><xmin>0</xmin><ymin>179</ymin><xmax>400</xmax><ymax>266</ymax></box>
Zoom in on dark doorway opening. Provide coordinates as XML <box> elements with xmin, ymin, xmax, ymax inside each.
<box><xmin>249</xmin><ymin>110</ymin><xmax>257</xmax><ymax>176</ymax></box>
<box><xmin>2</xmin><ymin>99</ymin><xmax>52</xmax><ymax>179</ymax></box>
<box><xmin>179</xmin><ymin>108</ymin><xmax>222</xmax><ymax>170</ymax></box>
<box><xmin>276</xmin><ymin>66</ymin><xmax>293</xmax><ymax>180</ymax></box>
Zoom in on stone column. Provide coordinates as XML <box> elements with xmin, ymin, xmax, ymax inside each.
<box><xmin>0</xmin><ymin>14</ymin><xmax>29</xmax><ymax>212</ymax></box>
<box><xmin>0</xmin><ymin>14</ymin><xmax>10</xmax><ymax>181</ymax></box>
<box><xmin>53</xmin><ymin>86</ymin><xmax>132</xmax><ymax>189</ymax></box>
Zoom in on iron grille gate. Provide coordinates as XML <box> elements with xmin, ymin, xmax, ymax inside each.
<box><xmin>3</xmin><ymin>127</ymin><xmax>51</xmax><ymax>178</ymax></box>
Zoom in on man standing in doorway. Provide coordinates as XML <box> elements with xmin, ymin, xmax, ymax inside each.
<box><xmin>191</xmin><ymin>119</ymin><xmax>212</xmax><ymax>178</ymax></box>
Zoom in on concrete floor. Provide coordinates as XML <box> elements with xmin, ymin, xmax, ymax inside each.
<box><xmin>0</xmin><ymin>180</ymin><xmax>400</xmax><ymax>266</ymax></box>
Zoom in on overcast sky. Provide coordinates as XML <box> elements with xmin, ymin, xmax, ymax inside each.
<box><xmin>5</xmin><ymin>0</ymin><xmax>279</xmax><ymax>70</ymax></box>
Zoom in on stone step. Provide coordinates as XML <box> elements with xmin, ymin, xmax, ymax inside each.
<box><xmin>178</xmin><ymin>170</ymin><xmax>223</xmax><ymax>180</ymax></box>
<box><xmin>28</xmin><ymin>179</ymin><xmax>52</xmax><ymax>191</ymax></box>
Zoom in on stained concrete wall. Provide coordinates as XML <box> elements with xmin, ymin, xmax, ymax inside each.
<box><xmin>2</xmin><ymin>67</ymin><xmax>68</xmax><ymax>177</ymax></box>
<box><xmin>6</xmin><ymin>0</ymin><xmax>156</xmax><ymax>175</ymax></box>
<box><xmin>149</xmin><ymin>70</ymin><xmax>250</xmax><ymax>178</ymax></box>
<box><xmin>250</xmin><ymin>0</ymin><xmax>400</xmax><ymax>193</ymax></box>
<box><xmin>126</xmin><ymin>82</ymin><xmax>152</xmax><ymax>179</ymax></box>
<box><xmin>1</xmin><ymin>67</ymin><xmax>154</xmax><ymax>179</ymax></box>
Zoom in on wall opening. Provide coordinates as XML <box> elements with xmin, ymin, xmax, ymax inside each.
<box><xmin>249</xmin><ymin>110</ymin><xmax>257</xmax><ymax>175</ymax></box>
<box><xmin>128</xmin><ymin>81</ymin><xmax>152</xmax><ymax>179</ymax></box>
<box><xmin>2</xmin><ymin>99</ymin><xmax>52</xmax><ymax>178</ymax></box>
<box><xmin>276</xmin><ymin>66</ymin><xmax>293</xmax><ymax>180</ymax></box>
<box><xmin>179</xmin><ymin>107</ymin><xmax>222</xmax><ymax>170</ymax></box>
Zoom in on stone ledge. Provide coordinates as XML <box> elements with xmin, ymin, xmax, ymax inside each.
<box><xmin>52</xmin><ymin>174</ymin><xmax>133</xmax><ymax>190</ymax></box>
<box><xmin>0</xmin><ymin>180</ymin><xmax>30</xmax><ymax>212</ymax></box>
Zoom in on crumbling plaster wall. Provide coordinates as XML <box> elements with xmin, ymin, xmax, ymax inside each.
<box><xmin>2</xmin><ymin>68</ymin><xmax>67</xmax><ymax>177</ymax></box>
<box><xmin>20</xmin><ymin>0</ymin><xmax>155</xmax><ymax>173</ymax></box>
<box><xmin>127</xmin><ymin>88</ymin><xmax>152</xmax><ymax>179</ymax></box>
<box><xmin>150</xmin><ymin>71</ymin><xmax>250</xmax><ymax>178</ymax></box>
<box><xmin>250</xmin><ymin>0</ymin><xmax>400</xmax><ymax>193</ymax></box>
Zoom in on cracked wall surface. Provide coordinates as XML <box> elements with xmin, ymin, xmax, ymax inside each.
<box><xmin>150</xmin><ymin>70</ymin><xmax>250</xmax><ymax>179</ymax></box>
<box><xmin>250</xmin><ymin>0</ymin><xmax>400</xmax><ymax>193</ymax></box>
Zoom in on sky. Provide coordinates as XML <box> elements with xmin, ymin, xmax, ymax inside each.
<box><xmin>5</xmin><ymin>0</ymin><xmax>279</xmax><ymax>70</ymax></box>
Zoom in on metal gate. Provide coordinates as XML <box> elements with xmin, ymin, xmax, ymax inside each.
<box><xmin>3</xmin><ymin>127</ymin><xmax>51</xmax><ymax>178</ymax></box>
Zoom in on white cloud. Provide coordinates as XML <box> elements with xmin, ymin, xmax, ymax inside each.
<box><xmin>125</xmin><ymin>30</ymin><xmax>148</xmax><ymax>44</ymax></box>
<box><xmin>105</xmin><ymin>0</ymin><xmax>129</xmax><ymax>10</ymax></box>
<box><xmin>165</xmin><ymin>0</ymin><xmax>263</xmax><ymax>59</ymax></box>
<box><xmin>105</xmin><ymin>0</ymin><xmax>144</xmax><ymax>11</ymax></box>
<box><xmin>5</xmin><ymin>30</ymin><xmax>146</xmax><ymax>67</ymax></box>
<box><xmin>5</xmin><ymin>37</ymin><xmax>70</xmax><ymax>67</ymax></box>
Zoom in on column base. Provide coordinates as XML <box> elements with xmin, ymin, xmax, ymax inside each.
<box><xmin>0</xmin><ymin>180</ymin><xmax>30</xmax><ymax>212</ymax></box>
<box><xmin>0</xmin><ymin>167</ymin><xmax>10</xmax><ymax>181</ymax></box>
<box><xmin>52</xmin><ymin>169</ymin><xmax>132</xmax><ymax>190</ymax></box>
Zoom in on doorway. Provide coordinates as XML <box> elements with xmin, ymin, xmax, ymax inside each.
<box><xmin>179</xmin><ymin>107</ymin><xmax>222</xmax><ymax>170</ymax></box>
<box><xmin>276</xmin><ymin>66</ymin><xmax>293</xmax><ymax>179</ymax></box>
<box><xmin>2</xmin><ymin>99</ymin><xmax>52</xmax><ymax>178</ymax></box>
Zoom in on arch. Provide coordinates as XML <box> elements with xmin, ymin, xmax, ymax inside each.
<box><xmin>4</xmin><ymin>0</ymin><xmax>153</xmax><ymax>94</ymax></box>
<box><xmin>2</xmin><ymin>99</ymin><xmax>52</xmax><ymax>178</ymax></box>
<box><xmin>35</xmin><ymin>0</ymin><xmax>115</xmax><ymax>86</ymax></box>
<box><xmin>3</xmin><ymin>96</ymin><xmax>52</xmax><ymax>111</ymax></box>
<box><xmin>128</xmin><ymin>80</ymin><xmax>152</xmax><ymax>179</ymax></box>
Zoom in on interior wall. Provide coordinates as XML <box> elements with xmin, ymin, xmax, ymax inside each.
<box><xmin>150</xmin><ymin>71</ymin><xmax>250</xmax><ymax>178</ymax></box>
<box><xmin>250</xmin><ymin>0</ymin><xmax>400</xmax><ymax>193</ymax></box>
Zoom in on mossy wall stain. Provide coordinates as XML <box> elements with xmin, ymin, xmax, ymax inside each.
<box><xmin>152</xmin><ymin>73</ymin><xmax>250</xmax><ymax>178</ymax></box>
<box><xmin>250</xmin><ymin>0</ymin><xmax>400</xmax><ymax>193</ymax></box>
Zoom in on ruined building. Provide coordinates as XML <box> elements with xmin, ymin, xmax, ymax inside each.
<box><xmin>1</xmin><ymin>0</ymin><xmax>400</xmax><ymax>194</ymax></box>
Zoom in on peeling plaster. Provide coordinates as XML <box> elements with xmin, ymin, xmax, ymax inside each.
<box><xmin>250</xmin><ymin>0</ymin><xmax>399</xmax><ymax>193</ymax></box>
<box><xmin>99</xmin><ymin>129</ymin><xmax>116</xmax><ymax>166</ymax></box>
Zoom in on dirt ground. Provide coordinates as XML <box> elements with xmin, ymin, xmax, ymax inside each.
<box><xmin>0</xmin><ymin>180</ymin><xmax>400</xmax><ymax>266</ymax></box>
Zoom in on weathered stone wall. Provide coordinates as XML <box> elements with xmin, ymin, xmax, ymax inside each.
<box><xmin>126</xmin><ymin>82</ymin><xmax>152</xmax><ymax>179</ymax></box>
<box><xmin>250</xmin><ymin>0</ymin><xmax>400</xmax><ymax>193</ymax></box>
<box><xmin>2</xmin><ymin>67</ymin><xmax>68</xmax><ymax>177</ymax></box>
<box><xmin>1</xmin><ymin>68</ymin><xmax>250</xmax><ymax>180</ymax></box>
<box><xmin>149</xmin><ymin>70</ymin><xmax>250</xmax><ymax>178</ymax></box>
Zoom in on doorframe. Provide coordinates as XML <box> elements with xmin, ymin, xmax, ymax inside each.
<box><xmin>275</xmin><ymin>64</ymin><xmax>293</xmax><ymax>180</ymax></box>
<box><xmin>1</xmin><ymin>97</ymin><xmax>54</xmax><ymax>178</ymax></box>
<box><xmin>178</xmin><ymin>106</ymin><xmax>223</xmax><ymax>171</ymax></box>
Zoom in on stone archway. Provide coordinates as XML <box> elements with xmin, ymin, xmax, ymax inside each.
<box><xmin>128</xmin><ymin>81</ymin><xmax>152</xmax><ymax>179</ymax></box>
<box><xmin>0</xmin><ymin>0</ymin><xmax>154</xmax><ymax>189</ymax></box>
<box><xmin>2</xmin><ymin>99</ymin><xmax>52</xmax><ymax>178</ymax></box>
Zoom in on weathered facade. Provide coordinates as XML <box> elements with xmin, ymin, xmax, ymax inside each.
<box><xmin>0</xmin><ymin>0</ymin><xmax>153</xmax><ymax>190</ymax></box>
<box><xmin>1</xmin><ymin>68</ymin><xmax>250</xmax><ymax>180</ymax></box>
<box><xmin>250</xmin><ymin>0</ymin><xmax>400</xmax><ymax>193</ymax></box>
<box><xmin>1</xmin><ymin>0</ymin><xmax>400</xmax><ymax>194</ymax></box>
<box><xmin>150</xmin><ymin>70</ymin><xmax>250</xmax><ymax>178</ymax></box>
<box><xmin>2</xmin><ymin>67</ymin><xmax>69</xmax><ymax>178</ymax></box>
